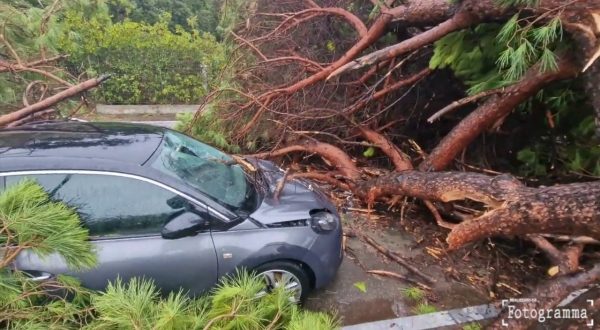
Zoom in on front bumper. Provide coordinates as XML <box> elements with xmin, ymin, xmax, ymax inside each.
<box><xmin>302</xmin><ymin>219</ymin><xmax>343</xmax><ymax>289</ymax></box>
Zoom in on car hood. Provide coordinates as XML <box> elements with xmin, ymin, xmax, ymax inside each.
<box><xmin>246</xmin><ymin>158</ymin><xmax>337</xmax><ymax>225</ymax></box>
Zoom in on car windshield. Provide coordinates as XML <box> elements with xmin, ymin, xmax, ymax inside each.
<box><xmin>151</xmin><ymin>131</ymin><xmax>255</xmax><ymax>214</ymax></box>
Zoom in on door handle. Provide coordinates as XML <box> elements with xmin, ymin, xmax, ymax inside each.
<box><xmin>30</xmin><ymin>274</ymin><xmax>52</xmax><ymax>281</ymax></box>
<box><xmin>23</xmin><ymin>271</ymin><xmax>53</xmax><ymax>282</ymax></box>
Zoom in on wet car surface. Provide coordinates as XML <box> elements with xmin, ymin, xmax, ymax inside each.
<box><xmin>0</xmin><ymin>121</ymin><xmax>343</xmax><ymax>301</ymax></box>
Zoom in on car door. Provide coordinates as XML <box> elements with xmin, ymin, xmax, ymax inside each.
<box><xmin>7</xmin><ymin>172</ymin><xmax>219</xmax><ymax>295</ymax></box>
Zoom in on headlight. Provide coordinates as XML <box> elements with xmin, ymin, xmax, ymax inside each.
<box><xmin>310</xmin><ymin>211</ymin><xmax>337</xmax><ymax>232</ymax></box>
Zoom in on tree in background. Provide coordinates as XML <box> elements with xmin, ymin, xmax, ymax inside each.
<box><xmin>60</xmin><ymin>11</ymin><xmax>226</xmax><ymax>104</ymax></box>
<box><xmin>0</xmin><ymin>0</ymin><xmax>226</xmax><ymax>114</ymax></box>
<box><xmin>0</xmin><ymin>0</ymin><xmax>97</xmax><ymax>113</ymax></box>
<box><xmin>108</xmin><ymin>0</ymin><xmax>220</xmax><ymax>35</ymax></box>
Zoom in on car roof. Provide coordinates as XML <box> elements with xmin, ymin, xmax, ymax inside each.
<box><xmin>0</xmin><ymin>121</ymin><xmax>165</xmax><ymax>166</ymax></box>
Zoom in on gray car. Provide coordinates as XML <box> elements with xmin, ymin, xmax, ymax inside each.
<box><xmin>0</xmin><ymin>121</ymin><xmax>343</xmax><ymax>302</ymax></box>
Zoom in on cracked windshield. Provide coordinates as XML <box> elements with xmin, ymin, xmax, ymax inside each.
<box><xmin>151</xmin><ymin>131</ymin><xmax>249</xmax><ymax>211</ymax></box>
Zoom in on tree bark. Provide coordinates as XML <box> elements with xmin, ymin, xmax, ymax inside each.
<box><xmin>250</xmin><ymin>140</ymin><xmax>361</xmax><ymax>179</ymax></box>
<box><xmin>359</xmin><ymin>171</ymin><xmax>600</xmax><ymax>249</ymax></box>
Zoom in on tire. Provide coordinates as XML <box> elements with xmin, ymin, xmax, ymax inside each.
<box><xmin>253</xmin><ymin>261</ymin><xmax>311</xmax><ymax>303</ymax></box>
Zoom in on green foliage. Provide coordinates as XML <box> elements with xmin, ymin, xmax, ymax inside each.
<box><xmin>0</xmin><ymin>179</ymin><xmax>97</xmax><ymax>270</ymax></box>
<box><xmin>288</xmin><ymin>309</ymin><xmax>340</xmax><ymax>330</ymax></box>
<box><xmin>326</xmin><ymin>40</ymin><xmax>337</xmax><ymax>53</ymax></box>
<box><xmin>353</xmin><ymin>281</ymin><xmax>367</xmax><ymax>293</ymax></box>
<box><xmin>175</xmin><ymin>110</ymin><xmax>240</xmax><ymax>153</ymax></box>
<box><xmin>516</xmin><ymin>87</ymin><xmax>600</xmax><ymax>177</ymax></box>
<box><xmin>60</xmin><ymin>13</ymin><xmax>226</xmax><ymax>104</ymax></box>
<box><xmin>430</xmin><ymin>10</ymin><xmax>597</xmax><ymax>177</ymax></box>
<box><xmin>429</xmin><ymin>24</ymin><xmax>509</xmax><ymax>94</ymax></box>
<box><xmin>400</xmin><ymin>285</ymin><xmax>437</xmax><ymax>316</ymax></box>
<box><xmin>108</xmin><ymin>0</ymin><xmax>220</xmax><ymax>34</ymax></box>
<box><xmin>216</xmin><ymin>0</ymin><xmax>257</xmax><ymax>39</ymax></box>
<box><xmin>430</xmin><ymin>15</ymin><xmax>563</xmax><ymax>94</ymax></box>
<box><xmin>463</xmin><ymin>323</ymin><xmax>483</xmax><ymax>330</ymax></box>
<box><xmin>363</xmin><ymin>146</ymin><xmax>376</xmax><ymax>158</ymax></box>
<box><xmin>0</xmin><ymin>0</ymin><xmax>84</xmax><ymax>110</ymax></box>
<box><xmin>413</xmin><ymin>302</ymin><xmax>437</xmax><ymax>315</ymax></box>
<box><xmin>516</xmin><ymin>148</ymin><xmax>548</xmax><ymax>176</ymax></box>
<box><xmin>401</xmin><ymin>286</ymin><xmax>425</xmax><ymax>302</ymax></box>
<box><xmin>0</xmin><ymin>180</ymin><xmax>96</xmax><ymax>328</ymax></box>
<box><xmin>88</xmin><ymin>272</ymin><xmax>340</xmax><ymax>329</ymax></box>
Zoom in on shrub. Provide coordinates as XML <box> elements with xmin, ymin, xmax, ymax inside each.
<box><xmin>60</xmin><ymin>13</ymin><xmax>226</xmax><ymax>104</ymax></box>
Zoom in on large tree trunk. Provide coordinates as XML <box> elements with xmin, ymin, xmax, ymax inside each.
<box><xmin>359</xmin><ymin>171</ymin><xmax>600</xmax><ymax>249</ymax></box>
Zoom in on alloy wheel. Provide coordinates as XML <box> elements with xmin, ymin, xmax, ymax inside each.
<box><xmin>256</xmin><ymin>269</ymin><xmax>303</xmax><ymax>303</ymax></box>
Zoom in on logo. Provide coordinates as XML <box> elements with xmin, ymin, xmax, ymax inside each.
<box><xmin>500</xmin><ymin>298</ymin><xmax>595</xmax><ymax>327</ymax></box>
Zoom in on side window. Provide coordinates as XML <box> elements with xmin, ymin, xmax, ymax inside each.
<box><xmin>5</xmin><ymin>173</ymin><xmax>189</xmax><ymax>239</ymax></box>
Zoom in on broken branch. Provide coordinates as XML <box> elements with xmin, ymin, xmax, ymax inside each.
<box><xmin>0</xmin><ymin>75</ymin><xmax>109</xmax><ymax>127</ymax></box>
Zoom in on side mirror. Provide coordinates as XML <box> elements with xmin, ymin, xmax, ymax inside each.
<box><xmin>162</xmin><ymin>212</ymin><xmax>208</xmax><ymax>239</ymax></box>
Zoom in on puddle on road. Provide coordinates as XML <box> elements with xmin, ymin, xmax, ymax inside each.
<box><xmin>339</xmin><ymin>298</ymin><xmax>409</xmax><ymax>326</ymax></box>
<box><xmin>436</xmin><ymin>282</ymin><xmax>489</xmax><ymax>310</ymax></box>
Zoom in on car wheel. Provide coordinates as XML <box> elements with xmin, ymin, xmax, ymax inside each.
<box><xmin>253</xmin><ymin>261</ymin><xmax>310</xmax><ymax>303</ymax></box>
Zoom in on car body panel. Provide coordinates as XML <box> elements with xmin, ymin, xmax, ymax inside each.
<box><xmin>0</xmin><ymin>121</ymin><xmax>164</xmax><ymax>165</ymax></box>
<box><xmin>211</xmin><ymin>225</ymin><xmax>342</xmax><ymax>289</ymax></box>
<box><xmin>0</xmin><ymin>121</ymin><xmax>343</xmax><ymax>296</ymax></box>
<box><xmin>15</xmin><ymin>233</ymin><xmax>218</xmax><ymax>295</ymax></box>
<box><xmin>248</xmin><ymin>158</ymin><xmax>339</xmax><ymax>225</ymax></box>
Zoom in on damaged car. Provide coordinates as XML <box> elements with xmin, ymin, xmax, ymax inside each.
<box><xmin>0</xmin><ymin>121</ymin><xmax>343</xmax><ymax>302</ymax></box>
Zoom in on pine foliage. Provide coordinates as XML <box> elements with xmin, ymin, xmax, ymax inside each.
<box><xmin>430</xmin><ymin>5</ymin><xmax>598</xmax><ymax>177</ymax></box>
<box><xmin>430</xmin><ymin>14</ymin><xmax>563</xmax><ymax>94</ymax></box>
<box><xmin>0</xmin><ymin>179</ymin><xmax>97</xmax><ymax>270</ymax></box>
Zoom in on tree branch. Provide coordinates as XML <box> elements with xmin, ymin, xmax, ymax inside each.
<box><xmin>0</xmin><ymin>76</ymin><xmax>109</xmax><ymax>127</ymax></box>
<box><xmin>426</xmin><ymin>88</ymin><xmax>504</xmax><ymax>123</ymax></box>
<box><xmin>420</xmin><ymin>57</ymin><xmax>579</xmax><ymax>171</ymax></box>
<box><xmin>328</xmin><ymin>11</ymin><xmax>477</xmax><ymax>79</ymax></box>
<box><xmin>250</xmin><ymin>141</ymin><xmax>361</xmax><ymax>179</ymax></box>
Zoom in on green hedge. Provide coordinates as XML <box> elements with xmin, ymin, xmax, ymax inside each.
<box><xmin>60</xmin><ymin>13</ymin><xmax>226</xmax><ymax>104</ymax></box>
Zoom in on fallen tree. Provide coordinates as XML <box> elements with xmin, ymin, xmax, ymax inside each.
<box><xmin>195</xmin><ymin>0</ymin><xmax>600</xmax><ymax>327</ymax></box>
<box><xmin>358</xmin><ymin>171</ymin><xmax>600</xmax><ymax>252</ymax></box>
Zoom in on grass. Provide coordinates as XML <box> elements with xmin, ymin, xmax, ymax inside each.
<box><xmin>413</xmin><ymin>302</ymin><xmax>438</xmax><ymax>315</ymax></box>
<box><xmin>462</xmin><ymin>323</ymin><xmax>483</xmax><ymax>330</ymax></box>
<box><xmin>401</xmin><ymin>286</ymin><xmax>425</xmax><ymax>302</ymax></box>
